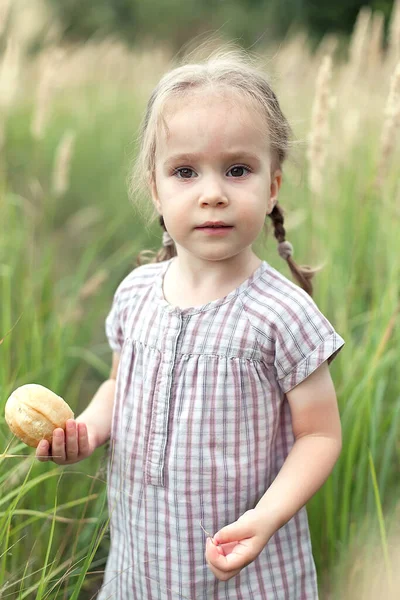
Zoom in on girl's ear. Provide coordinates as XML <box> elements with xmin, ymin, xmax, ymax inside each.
<box><xmin>149</xmin><ymin>175</ymin><xmax>162</xmax><ymax>214</ymax></box>
<box><xmin>267</xmin><ymin>169</ymin><xmax>282</xmax><ymax>214</ymax></box>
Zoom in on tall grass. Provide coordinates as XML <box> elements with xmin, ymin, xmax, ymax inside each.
<box><xmin>0</xmin><ymin>1</ymin><xmax>400</xmax><ymax>598</ymax></box>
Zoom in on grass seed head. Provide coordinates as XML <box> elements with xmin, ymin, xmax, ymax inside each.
<box><xmin>376</xmin><ymin>60</ymin><xmax>400</xmax><ymax>187</ymax></box>
<box><xmin>389</xmin><ymin>0</ymin><xmax>400</xmax><ymax>63</ymax></box>
<box><xmin>52</xmin><ymin>130</ymin><xmax>76</xmax><ymax>197</ymax></box>
<box><xmin>307</xmin><ymin>54</ymin><xmax>333</xmax><ymax>196</ymax></box>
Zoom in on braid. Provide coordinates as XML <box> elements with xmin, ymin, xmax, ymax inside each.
<box><xmin>268</xmin><ymin>205</ymin><xmax>318</xmax><ymax>297</ymax></box>
<box><xmin>136</xmin><ymin>205</ymin><xmax>319</xmax><ymax>295</ymax></box>
<box><xmin>270</xmin><ymin>204</ymin><xmax>286</xmax><ymax>243</ymax></box>
<box><xmin>136</xmin><ymin>216</ymin><xmax>177</xmax><ymax>266</ymax></box>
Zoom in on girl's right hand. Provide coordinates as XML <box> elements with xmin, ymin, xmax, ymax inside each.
<box><xmin>35</xmin><ymin>419</ymin><xmax>97</xmax><ymax>465</ymax></box>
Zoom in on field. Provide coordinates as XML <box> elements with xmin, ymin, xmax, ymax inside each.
<box><xmin>1</xmin><ymin>1</ymin><xmax>400</xmax><ymax>598</ymax></box>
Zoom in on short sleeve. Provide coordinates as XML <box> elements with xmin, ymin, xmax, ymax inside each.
<box><xmin>105</xmin><ymin>288</ymin><xmax>124</xmax><ymax>354</ymax></box>
<box><xmin>274</xmin><ymin>295</ymin><xmax>345</xmax><ymax>394</ymax></box>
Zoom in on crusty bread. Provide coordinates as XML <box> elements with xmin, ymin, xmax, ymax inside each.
<box><xmin>5</xmin><ymin>384</ymin><xmax>74</xmax><ymax>448</ymax></box>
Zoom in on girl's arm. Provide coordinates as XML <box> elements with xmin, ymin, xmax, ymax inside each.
<box><xmin>75</xmin><ymin>351</ymin><xmax>120</xmax><ymax>448</ymax></box>
<box><xmin>254</xmin><ymin>360</ymin><xmax>342</xmax><ymax>526</ymax></box>
<box><xmin>206</xmin><ymin>361</ymin><xmax>342</xmax><ymax>580</ymax></box>
<box><xmin>36</xmin><ymin>352</ymin><xmax>120</xmax><ymax>464</ymax></box>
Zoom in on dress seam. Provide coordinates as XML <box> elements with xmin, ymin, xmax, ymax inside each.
<box><xmin>128</xmin><ymin>339</ymin><xmax>264</xmax><ymax>362</ymax></box>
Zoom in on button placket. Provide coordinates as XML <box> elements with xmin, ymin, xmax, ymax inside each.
<box><xmin>145</xmin><ymin>309</ymin><xmax>182</xmax><ymax>486</ymax></box>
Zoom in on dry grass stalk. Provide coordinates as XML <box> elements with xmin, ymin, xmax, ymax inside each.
<box><xmin>0</xmin><ymin>0</ymin><xmax>11</xmax><ymax>37</ymax></box>
<box><xmin>60</xmin><ymin>269</ymin><xmax>110</xmax><ymax>325</ymax></box>
<box><xmin>388</xmin><ymin>0</ymin><xmax>400</xmax><ymax>63</ymax></box>
<box><xmin>370</xmin><ymin>302</ymin><xmax>400</xmax><ymax>372</ymax></box>
<box><xmin>58</xmin><ymin>269</ymin><xmax>109</xmax><ymax>325</ymax></box>
<box><xmin>307</xmin><ymin>54</ymin><xmax>333</xmax><ymax>197</ymax></box>
<box><xmin>0</xmin><ymin>36</ymin><xmax>20</xmax><ymax>110</ymax></box>
<box><xmin>30</xmin><ymin>58</ymin><xmax>53</xmax><ymax>140</ymax></box>
<box><xmin>52</xmin><ymin>41</ymin><xmax>169</xmax><ymax>96</ymax></box>
<box><xmin>283</xmin><ymin>208</ymin><xmax>307</xmax><ymax>233</ymax></box>
<box><xmin>275</xmin><ymin>31</ymin><xmax>310</xmax><ymax>82</ymax></box>
<box><xmin>396</xmin><ymin>179</ymin><xmax>400</xmax><ymax>216</ymax></box>
<box><xmin>347</xmin><ymin>6</ymin><xmax>372</xmax><ymax>81</ymax></box>
<box><xmin>6</xmin><ymin>458</ymin><xmax>32</xmax><ymax>486</ymax></box>
<box><xmin>340</xmin><ymin>533</ymin><xmax>400</xmax><ymax>599</ymax></box>
<box><xmin>368</xmin><ymin>11</ymin><xmax>384</xmax><ymax>73</ymax></box>
<box><xmin>30</xmin><ymin>49</ymin><xmax>64</xmax><ymax>141</ymax></box>
<box><xmin>59</xmin><ymin>305</ymin><xmax>84</xmax><ymax>326</ymax></box>
<box><xmin>340</xmin><ymin>108</ymin><xmax>361</xmax><ymax>157</ymax></box>
<box><xmin>10</xmin><ymin>0</ymin><xmax>48</xmax><ymax>47</ymax></box>
<box><xmin>78</xmin><ymin>269</ymin><xmax>109</xmax><ymax>301</ymax></box>
<box><xmin>0</xmin><ymin>120</ymin><xmax>4</xmax><ymax>150</ymax></box>
<box><xmin>65</xmin><ymin>207</ymin><xmax>103</xmax><ymax>236</ymax></box>
<box><xmin>0</xmin><ymin>313</ymin><xmax>23</xmax><ymax>346</ymax></box>
<box><xmin>315</xmin><ymin>33</ymin><xmax>338</xmax><ymax>64</ymax></box>
<box><xmin>52</xmin><ymin>130</ymin><xmax>76</xmax><ymax>197</ymax></box>
<box><xmin>375</xmin><ymin>60</ymin><xmax>400</xmax><ymax>188</ymax></box>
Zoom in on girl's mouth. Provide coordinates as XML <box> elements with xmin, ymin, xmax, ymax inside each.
<box><xmin>196</xmin><ymin>226</ymin><xmax>233</xmax><ymax>235</ymax></box>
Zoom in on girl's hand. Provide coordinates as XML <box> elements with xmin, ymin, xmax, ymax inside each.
<box><xmin>205</xmin><ymin>509</ymin><xmax>275</xmax><ymax>581</ymax></box>
<box><xmin>35</xmin><ymin>419</ymin><xmax>97</xmax><ymax>465</ymax></box>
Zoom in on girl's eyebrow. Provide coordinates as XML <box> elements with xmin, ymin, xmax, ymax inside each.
<box><xmin>163</xmin><ymin>151</ymin><xmax>261</xmax><ymax>168</ymax></box>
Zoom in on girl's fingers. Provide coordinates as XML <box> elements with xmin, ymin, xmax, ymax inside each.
<box><xmin>207</xmin><ymin>539</ymin><xmax>225</xmax><ymax>563</ymax></box>
<box><xmin>206</xmin><ymin>539</ymin><xmax>241</xmax><ymax>581</ymax></box>
<box><xmin>218</xmin><ymin>541</ymin><xmax>238</xmax><ymax>554</ymax></box>
<box><xmin>65</xmin><ymin>419</ymin><xmax>78</xmax><ymax>460</ymax></box>
<box><xmin>77</xmin><ymin>422</ymin><xmax>89</xmax><ymax>454</ymax></box>
<box><xmin>35</xmin><ymin>439</ymin><xmax>50</xmax><ymax>461</ymax></box>
<box><xmin>35</xmin><ymin>421</ymin><xmax>90</xmax><ymax>464</ymax></box>
<box><xmin>51</xmin><ymin>428</ymin><xmax>66</xmax><ymax>463</ymax></box>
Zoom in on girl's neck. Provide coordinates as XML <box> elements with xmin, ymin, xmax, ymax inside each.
<box><xmin>162</xmin><ymin>251</ymin><xmax>262</xmax><ymax>309</ymax></box>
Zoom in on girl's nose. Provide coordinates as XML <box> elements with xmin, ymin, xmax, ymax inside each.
<box><xmin>198</xmin><ymin>177</ymin><xmax>228</xmax><ymax>207</ymax></box>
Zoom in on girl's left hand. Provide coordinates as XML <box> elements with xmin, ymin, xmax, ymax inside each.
<box><xmin>205</xmin><ymin>509</ymin><xmax>275</xmax><ymax>581</ymax></box>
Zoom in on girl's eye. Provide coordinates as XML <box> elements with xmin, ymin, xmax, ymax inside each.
<box><xmin>227</xmin><ymin>165</ymin><xmax>250</xmax><ymax>177</ymax></box>
<box><xmin>173</xmin><ymin>165</ymin><xmax>251</xmax><ymax>179</ymax></box>
<box><xmin>174</xmin><ymin>168</ymin><xmax>196</xmax><ymax>179</ymax></box>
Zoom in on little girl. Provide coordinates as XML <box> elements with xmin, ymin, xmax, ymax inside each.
<box><xmin>37</xmin><ymin>49</ymin><xmax>345</xmax><ymax>599</ymax></box>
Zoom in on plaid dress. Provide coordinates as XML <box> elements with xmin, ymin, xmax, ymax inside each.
<box><xmin>97</xmin><ymin>258</ymin><xmax>345</xmax><ymax>600</ymax></box>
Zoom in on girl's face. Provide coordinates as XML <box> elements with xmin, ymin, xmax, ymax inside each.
<box><xmin>151</xmin><ymin>89</ymin><xmax>282</xmax><ymax>264</ymax></box>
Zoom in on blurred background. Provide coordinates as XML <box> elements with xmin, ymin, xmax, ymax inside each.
<box><xmin>0</xmin><ymin>0</ymin><xmax>399</xmax><ymax>598</ymax></box>
<box><xmin>42</xmin><ymin>0</ymin><xmax>397</xmax><ymax>50</ymax></box>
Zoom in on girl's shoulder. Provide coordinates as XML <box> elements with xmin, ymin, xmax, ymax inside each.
<box><xmin>248</xmin><ymin>263</ymin><xmax>344</xmax><ymax>392</ymax></box>
<box><xmin>243</xmin><ymin>260</ymin><xmax>342</xmax><ymax>347</ymax></box>
<box><xmin>246</xmin><ymin>261</ymin><xmax>320</xmax><ymax>322</ymax></box>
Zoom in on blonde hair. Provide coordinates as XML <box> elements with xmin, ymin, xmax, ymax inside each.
<box><xmin>129</xmin><ymin>47</ymin><xmax>317</xmax><ymax>296</ymax></box>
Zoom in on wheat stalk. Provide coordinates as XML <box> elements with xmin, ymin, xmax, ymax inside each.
<box><xmin>307</xmin><ymin>54</ymin><xmax>333</xmax><ymax>197</ymax></box>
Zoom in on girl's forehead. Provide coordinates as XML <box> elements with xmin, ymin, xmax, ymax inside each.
<box><xmin>157</xmin><ymin>89</ymin><xmax>270</xmax><ymax>155</ymax></box>
<box><xmin>164</xmin><ymin>86</ymin><xmax>251</xmax><ymax>112</ymax></box>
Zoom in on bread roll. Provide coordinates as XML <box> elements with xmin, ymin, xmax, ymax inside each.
<box><xmin>5</xmin><ymin>384</ymin><xmax>74</xmax><ymax>448</ymax></box>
